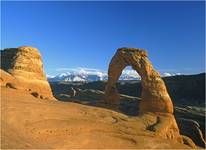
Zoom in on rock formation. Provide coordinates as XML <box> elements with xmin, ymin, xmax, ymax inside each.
<box><xmin>69</xmin><ymin>87</ymin><xmax>76</xmax><ymax>98</ymax></box>
<box><xmin>105</xmin><ymin>47</ymin><xmax>173</xmax><ymax>113</ymax></box>
<box><xmin>176</xmin><ymin>118</ymin><xmax>206</xmax><ymax>147</ymax></box>
<box><xmin>1</xmin><ymin>46</ymin><xmax>54</xmax><ymax>99</ymax></box>
<box><xmin>104</xmin><ymin>48</ymin><xmax>186</xmax><ymax>145</ymax></box>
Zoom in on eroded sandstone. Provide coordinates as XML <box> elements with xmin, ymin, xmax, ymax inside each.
<box><xmin>104</xmin><ymin>47</ymin><xmax>186</xmax><ymax>145</ymax></box>
<box><xmin>105</xmin><ymin>48</ymin><xmax>173</xmax><ymax>113</ymax></box>
<box><xmin>1</xmin><ymin>46</ymin><xmax>54</xmax><ymax>99</ymax></box>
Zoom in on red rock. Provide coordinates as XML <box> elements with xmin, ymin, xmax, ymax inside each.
<box><xmin>1</xmin><ymin>46</ymin><xmax>54</xmax><ymax>100</ymax></box>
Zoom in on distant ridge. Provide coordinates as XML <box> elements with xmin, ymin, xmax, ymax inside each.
<box><xmin>47</xmin><ymin>68</ymin><xmax>185</xmax><ymax>82</ymax></box>
<box><xmin>47</xmin><ymin>69</ymin><xmax>141</xmax><ymax>82</ymax></box>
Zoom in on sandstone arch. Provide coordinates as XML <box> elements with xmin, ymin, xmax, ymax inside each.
<box><xmin>105</xmin><ymin>47</ymin><xmax>173</xmax><ymax>114</ymax></box>
<box><xmin>104</xmin><ymin>48</ymin><xmax>187</xmax><ymax>144</ymax></box>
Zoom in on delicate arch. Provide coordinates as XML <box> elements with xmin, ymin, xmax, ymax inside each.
<box><xmin>105</xmin><ymin>47</ymin><xmax>174</xmax><ymax>114</ymax></box>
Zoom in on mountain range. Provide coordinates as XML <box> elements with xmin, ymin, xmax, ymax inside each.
<box><xmin>47</xmin><ymin>67</ymin><xmax>182</xmax><ymax>82</ymax></box>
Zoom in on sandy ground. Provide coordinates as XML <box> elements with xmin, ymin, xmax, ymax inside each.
<box><xmin>1</xmin><ymin>87</ymin><xmax>190</xmax><ymax>149</ymax></box>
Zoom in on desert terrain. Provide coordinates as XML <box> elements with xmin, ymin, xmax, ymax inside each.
<box><xmin>1</xmin><ymin>46</ymin><xmax>205</xmax><ymax>149</ymax></box>
<box><xmin>2</xmin><ymin>1</ymin><xmax>205</xmax><ymax>149</ymax></box>
<box><xmin>1</xmin><ymin>86</ymin><xmax>192</xmax><ymax>149</ymax></box>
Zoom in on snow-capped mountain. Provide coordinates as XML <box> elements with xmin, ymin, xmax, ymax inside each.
<box><xmin>47</xmin><ymin>68</ymin><xmax>140</xmax><ymax>82</ymax></box>
<box><xmin>47</xmin><ymin>67</ymin><xmax>181</xmax><ymax>82</ymax></box>
<box><xmin>50</xmin><ymin>73</ymin><xmax>107</xmax><ymax>82</ymax></box>
<box><xmin>162</xmin><ymin>72</ymin><xmax>181</xmax><ymax>77</ymax></box>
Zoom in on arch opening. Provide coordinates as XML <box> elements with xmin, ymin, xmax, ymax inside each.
<box><xmin>119</xmin><ymin>66</ymin><xmax>141</xmax><ymax>81</ymax></box>
<box><xmin>104</xmin><ymin>47</ymin><xmax>174</xmax><ymax>114</ymax></box>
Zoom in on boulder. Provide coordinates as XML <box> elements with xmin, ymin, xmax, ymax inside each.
<box><xmin>1</xmin><ymin>46</ymin><xmax>54</xmax><ymax>100</ymax></box>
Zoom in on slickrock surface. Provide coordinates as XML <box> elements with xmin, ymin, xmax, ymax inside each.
<box><xmin>1</xmin><ymin>87</ymin><xmax>190</xmax><ymax>149</ymax></box>
<box><xmin>1</xmin><ymin>46</ymin><xmax>54</xmax><ymax>99</ymax></box>
<box><xmin>55</xmin><ymin>88</ymin><xmax>205</xmax><ymax>148</ymax></box>
<box><xmin>104</xmin><ymin>47</ymin><xmax>188</xmax><ymax>145</ymax></box>
<box><xmin>0</xmin><ymin>69</ymin><xmax>16</xmax><ymax>87</ymax></box>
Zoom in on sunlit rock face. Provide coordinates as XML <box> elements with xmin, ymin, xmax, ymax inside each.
<box><xmin>105</xmin><ymin>47</ymin><xmax>173</xmax><ymax>114</ymax></box>
<box><xmin>1</xmin><ymin>46</ymin><xmax>54</xmax><ymax>99</ymax></box>
<box><xmin>104</xmin><ymin>47</ymin><xmax>184</xmax><ymax>144</ymax></box>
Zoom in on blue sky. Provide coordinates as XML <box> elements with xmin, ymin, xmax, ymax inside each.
<box><xmin>1</xmin><ymin>1</ymin><xmax>205</xmax><ymax>76</ymax></box>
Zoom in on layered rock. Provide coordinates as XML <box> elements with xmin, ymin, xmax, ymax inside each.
<box><xmin>176</xmin><ymin>118</ymin><xmax>206</xmax><ymax>147</ymax></box>
<box><xmin>104</xmin><ymin>48</ymin><xmax>185</xmax><ymax>145</ymax></box>
<box><xmin>0</xmin><ymin>69</ymin><xmax>16</xmax><ymax>87</ymax></box>
<box><xmin>1</xmin><ymin>46</ymin><xmax>54</xmax><ymax>99</ymax></box>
